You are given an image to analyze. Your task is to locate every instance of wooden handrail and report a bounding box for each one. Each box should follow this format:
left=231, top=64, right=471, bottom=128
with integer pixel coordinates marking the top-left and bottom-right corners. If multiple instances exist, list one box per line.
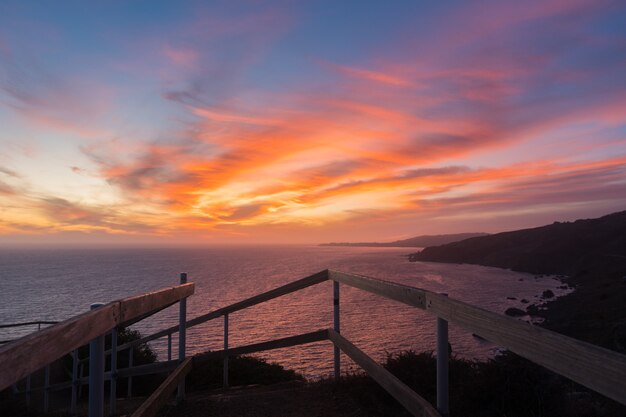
left=117, top=270, right=329, bottom=352
left=328, top=270, right=626, bottom=405
left=0, top=282, right=194, bottom=391
left=117, top=268, right=626, bottom=405
left=194, top=329, right=329, bottom=361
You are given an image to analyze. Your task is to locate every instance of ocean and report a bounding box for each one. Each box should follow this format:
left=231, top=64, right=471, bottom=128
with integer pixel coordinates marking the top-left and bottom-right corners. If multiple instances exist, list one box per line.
left=0, top=245, right=569, bottom=379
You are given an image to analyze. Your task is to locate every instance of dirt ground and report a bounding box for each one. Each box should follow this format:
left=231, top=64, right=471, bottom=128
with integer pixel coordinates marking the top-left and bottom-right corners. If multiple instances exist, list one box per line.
left=157, top=381, right=370, bottom=417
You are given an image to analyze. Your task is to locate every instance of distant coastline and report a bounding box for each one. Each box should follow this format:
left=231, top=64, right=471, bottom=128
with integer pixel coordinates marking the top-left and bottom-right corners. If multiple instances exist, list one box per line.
left=409, top=210, right=626, bottom=353
left=320, top=232, right=488, bottom=248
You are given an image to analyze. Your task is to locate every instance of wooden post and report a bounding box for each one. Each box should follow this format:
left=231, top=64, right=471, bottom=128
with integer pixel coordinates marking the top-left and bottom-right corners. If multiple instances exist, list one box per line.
left=43, top=365, right=50, bottom=412
left=127, top=347, right=133, bottom=398
left=71, top=350, right=78, bottom=412
left=110, top=328, right=118, bottom=416
left=333, top=281, right=340, bottom=381
left=223, top=314, right=229, bottom=388
left=177, top=273, right=187, bottom=403
left=89, top=303, right=105, bottom=417
left=436, top=294, right=449, bottom=417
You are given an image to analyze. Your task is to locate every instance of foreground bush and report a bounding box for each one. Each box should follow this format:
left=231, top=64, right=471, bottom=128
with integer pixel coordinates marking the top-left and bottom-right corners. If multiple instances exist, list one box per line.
left=335, top=350, right=626, bottom=417
left=188, top=355, right=303, bottom=390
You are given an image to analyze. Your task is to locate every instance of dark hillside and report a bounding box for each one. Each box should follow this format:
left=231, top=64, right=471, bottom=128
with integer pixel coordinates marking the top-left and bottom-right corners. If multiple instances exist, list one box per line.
left=410, top=211, right=626, bottom=275
left=321, top=232, right=488, bottom=248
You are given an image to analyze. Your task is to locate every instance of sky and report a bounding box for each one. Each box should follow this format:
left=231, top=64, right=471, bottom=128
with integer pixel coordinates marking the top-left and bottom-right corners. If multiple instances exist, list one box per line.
left=0, top=0, right=625, bottom=245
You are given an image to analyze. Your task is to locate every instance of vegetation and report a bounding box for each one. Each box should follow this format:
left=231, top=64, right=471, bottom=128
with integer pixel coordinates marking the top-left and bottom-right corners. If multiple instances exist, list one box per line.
left=187, top=354, right=303, bottom=390
left=332, top=350, right=626, bottom=417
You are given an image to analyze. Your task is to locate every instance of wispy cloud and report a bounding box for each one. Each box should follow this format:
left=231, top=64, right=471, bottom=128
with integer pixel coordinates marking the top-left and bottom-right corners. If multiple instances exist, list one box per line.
left=1, top=0, right=625, bottom=241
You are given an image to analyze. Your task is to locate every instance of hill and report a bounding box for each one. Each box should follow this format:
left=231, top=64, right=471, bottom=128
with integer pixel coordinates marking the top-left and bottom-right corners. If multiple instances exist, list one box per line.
left=409, top=211, right=626, bottom=275
left=320, top=232, right=488, bottom=248
left=410, top=210, right=626, bottom=352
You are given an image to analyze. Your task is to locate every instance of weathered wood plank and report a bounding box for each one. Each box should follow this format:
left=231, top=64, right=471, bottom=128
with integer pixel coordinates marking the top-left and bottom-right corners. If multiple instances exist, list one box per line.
left=329, top=270, right=426, bottom=309
left=119, top=270, right=329, bottom=352
left=119, top=283, right=194, bottom=325
left=220, top=269, right=329, bottom=314
left=0, top=283, right=194, bottom=391
left=328, top=329, right=440, bottom=417
left=131, top=358, right=193, bottom=417
left=330, top=270, right=626, bottom=406
left=423, top=292, right=626, bottom=405
left=194, top=329, right=329, bottom=361
left=0, top=303, right=120, bottom=392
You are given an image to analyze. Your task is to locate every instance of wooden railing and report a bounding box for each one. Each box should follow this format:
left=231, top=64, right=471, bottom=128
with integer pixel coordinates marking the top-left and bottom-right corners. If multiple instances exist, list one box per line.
left=112, top=268, right=626, bottom=417
left=3, top=269, right=626, bottom=417
left=0, top=275, right=194, bottom=417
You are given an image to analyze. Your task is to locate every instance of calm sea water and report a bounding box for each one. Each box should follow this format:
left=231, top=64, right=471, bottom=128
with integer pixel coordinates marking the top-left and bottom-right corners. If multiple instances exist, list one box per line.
left=0, top=246, right=569, bottom=378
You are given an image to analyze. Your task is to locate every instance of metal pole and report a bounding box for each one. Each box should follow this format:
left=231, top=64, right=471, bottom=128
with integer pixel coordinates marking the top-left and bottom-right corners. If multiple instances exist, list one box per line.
left=78, top=362, right=84, bottom=400
left=167, top=333, right=172, bottom=361
left=71, top=350, right=78, bottom=412
left=436, top=293, right=449, bottom=417
left=333, top=281, right=340, bottom=381
left=177, top=273, right=187, bottom=403
left=223, top=314, right=229, bottom=388
left=89, top=302, right=105, bottom=417
left=25, top=374, right=31, bottom=408
left=127, top=347, right=133, bottom=398
left=43, top=365, right=50, bottom=412
left=109, top=328, right=118, bottom=416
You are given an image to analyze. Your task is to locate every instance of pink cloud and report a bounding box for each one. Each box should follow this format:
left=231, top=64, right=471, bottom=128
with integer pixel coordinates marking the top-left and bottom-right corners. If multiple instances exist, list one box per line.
left=162, top=45, right=198, bottom=68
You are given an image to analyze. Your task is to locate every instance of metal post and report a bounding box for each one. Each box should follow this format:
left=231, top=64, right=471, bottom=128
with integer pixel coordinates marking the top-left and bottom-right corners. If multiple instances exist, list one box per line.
left=109, top=328, right=118, bottom=416
left=223, top=314, right=229, bottom=388
left=25, top=374, right=31, bottom=408
left=436, top=293, right=449, bottom=417
left=127, top=347, right=133, bottom=398
left=38, top=322, right=41, bottom=331
left=71, top=350, right=78, bottom=412
left=333, top=281, right=340, bottom=381
left=78, top=362, right=84, bottom=400
left=167, top=333, right=172, bottom=361
left=177, top=273, right=187, bottom=403
left=89, top=303, right=105, bottom=417
left=43, top=365, right=50, bottom=412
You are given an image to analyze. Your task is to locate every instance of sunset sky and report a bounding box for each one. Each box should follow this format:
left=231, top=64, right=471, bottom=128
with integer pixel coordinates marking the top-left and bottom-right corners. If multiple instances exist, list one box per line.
left=1, top=0, right=625, bottom=245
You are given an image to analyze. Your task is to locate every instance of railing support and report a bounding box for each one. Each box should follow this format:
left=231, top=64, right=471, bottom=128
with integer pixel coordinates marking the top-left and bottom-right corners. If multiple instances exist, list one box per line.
left=71, top=350, right=78, bottom=412
left=43, top=364, right=50, bottom=412
left=25, top=374, right=31, bottom=408
left=167, top=333, right=172, bottom=361
left=333, top=280, right=340, bottom=381
left=436, top=294, right=449, bottom=417
left=127, top=347, right=133, bottom=398
left=177, top=273, right=187, bottom=403
left=89, top=303, right=105, bottom=417
left=110, top=328, right=118, bottom=416
left=223, top=313, right=229, bottom=388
